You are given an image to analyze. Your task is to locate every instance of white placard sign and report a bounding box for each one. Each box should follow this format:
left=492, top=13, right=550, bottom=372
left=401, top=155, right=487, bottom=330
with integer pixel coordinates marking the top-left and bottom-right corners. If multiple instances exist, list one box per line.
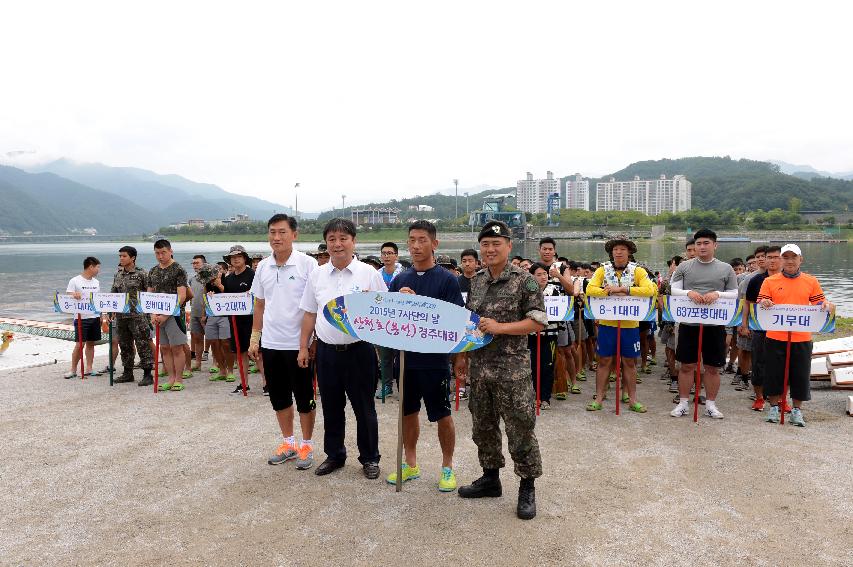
left=91, top=292, right=130, bottom=314
left=661, top=296, right=742, bottom=327
left=583, top=296, right=656, bottom=322
left=749, top=303, right=835, bottom=333
left=544, top=296, right=575, bottom=322
left=136, top=292, right=180, bottom=316
left=53, top=293, right=98, bottom=316
left=204, top=292, right=254, bottom=316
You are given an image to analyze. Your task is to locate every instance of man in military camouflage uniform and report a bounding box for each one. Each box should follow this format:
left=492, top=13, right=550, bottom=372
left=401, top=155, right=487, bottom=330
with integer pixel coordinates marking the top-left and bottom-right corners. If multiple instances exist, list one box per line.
left=111, top=245, right=154, bottom=385
left=454, top=220, right=547, bottom=520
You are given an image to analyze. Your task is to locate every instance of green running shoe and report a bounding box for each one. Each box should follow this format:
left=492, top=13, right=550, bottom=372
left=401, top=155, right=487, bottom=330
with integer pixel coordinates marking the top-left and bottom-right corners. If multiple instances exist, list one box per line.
left=438, top=467, right=457, bottom=492
left=386, top=463, right=420, bottom=485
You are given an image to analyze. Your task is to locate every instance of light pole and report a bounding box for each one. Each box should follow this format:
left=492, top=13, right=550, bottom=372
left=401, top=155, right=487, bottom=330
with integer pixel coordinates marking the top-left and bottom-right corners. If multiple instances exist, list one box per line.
left=342, top=195, right=346, bottom=220
left=294, top=182, right=300, bottom=219
left=453, top=179, right=459, bottom=222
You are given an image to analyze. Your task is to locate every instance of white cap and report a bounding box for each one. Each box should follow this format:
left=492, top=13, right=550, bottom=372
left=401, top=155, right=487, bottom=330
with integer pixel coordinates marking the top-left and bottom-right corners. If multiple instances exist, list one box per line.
left=780, top=243, right=802, bottom=256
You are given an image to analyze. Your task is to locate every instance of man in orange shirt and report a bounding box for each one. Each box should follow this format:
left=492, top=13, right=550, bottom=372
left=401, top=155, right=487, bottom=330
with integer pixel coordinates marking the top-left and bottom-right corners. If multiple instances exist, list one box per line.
left=756, top=244, right=834, bottom=426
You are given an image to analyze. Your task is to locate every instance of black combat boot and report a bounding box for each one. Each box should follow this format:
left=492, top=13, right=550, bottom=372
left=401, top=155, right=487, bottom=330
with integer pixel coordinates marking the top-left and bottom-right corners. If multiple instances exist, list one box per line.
left=458, top=468, right=501, bottom=498
left=517, top=478, right=536, bottom=520
left=138, top=369, right=154, bottom=387
left=114, top=371, right=135, bottom=383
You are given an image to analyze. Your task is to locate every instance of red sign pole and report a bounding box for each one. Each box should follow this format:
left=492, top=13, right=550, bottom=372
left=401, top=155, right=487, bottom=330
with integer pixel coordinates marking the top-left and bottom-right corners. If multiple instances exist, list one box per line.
left=694, top=324, right=704, bottom=423
left=780, top=331, right=792, bottom=425
left=615, top=321, right=622, bottom=416
left=232, top=315, right=247, bottom=397
left=77, top=314, right=85, bottom=379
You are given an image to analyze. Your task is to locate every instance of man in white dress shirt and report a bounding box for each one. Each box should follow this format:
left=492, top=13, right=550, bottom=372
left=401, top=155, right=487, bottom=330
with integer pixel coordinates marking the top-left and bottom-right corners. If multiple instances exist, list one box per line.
left=298, top=218, right=388, bottom=479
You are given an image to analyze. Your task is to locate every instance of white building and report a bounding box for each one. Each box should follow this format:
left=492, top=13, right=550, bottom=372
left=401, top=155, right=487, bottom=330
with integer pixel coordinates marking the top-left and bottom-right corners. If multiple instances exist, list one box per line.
left=595, top=174, right=691, bottom=215
left=407, top=204, right=435, bottom=212
left=563, top=173, right=590, bottom=211
left=516, top=171, right=561, bottom=214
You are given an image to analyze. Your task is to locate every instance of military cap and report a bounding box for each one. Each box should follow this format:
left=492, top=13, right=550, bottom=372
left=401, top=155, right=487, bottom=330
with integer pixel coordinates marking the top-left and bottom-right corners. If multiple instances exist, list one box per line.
left=478, top=220, right=512, bottom=241
left=436, top=254, right=456, bottom=267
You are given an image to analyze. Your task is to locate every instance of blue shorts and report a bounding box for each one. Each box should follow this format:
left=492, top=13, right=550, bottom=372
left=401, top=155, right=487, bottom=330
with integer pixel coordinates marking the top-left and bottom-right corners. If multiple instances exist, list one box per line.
left=596, top=325, right=641, bottom=359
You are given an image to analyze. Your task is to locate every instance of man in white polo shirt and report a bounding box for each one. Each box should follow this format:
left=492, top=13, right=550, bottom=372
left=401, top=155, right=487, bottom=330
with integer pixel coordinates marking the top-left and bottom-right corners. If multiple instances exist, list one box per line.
left=249, top=214, right=319, bottom=470
left=298, top=218, right=388, bottom=479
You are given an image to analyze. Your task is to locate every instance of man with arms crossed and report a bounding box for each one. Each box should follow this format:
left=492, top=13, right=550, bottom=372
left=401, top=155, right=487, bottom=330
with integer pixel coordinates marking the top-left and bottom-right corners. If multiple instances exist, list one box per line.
left=249, top=214, right=318, bottom=469
left=298, top=218, right=387, bottom=479
left=385, top=220, right=463, bottom=492
left=670, top=229, right=738, bottom=419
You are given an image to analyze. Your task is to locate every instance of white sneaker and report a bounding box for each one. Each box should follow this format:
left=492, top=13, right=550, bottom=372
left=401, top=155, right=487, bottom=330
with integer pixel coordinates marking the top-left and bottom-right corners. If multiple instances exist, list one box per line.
left=670, top=401, right=689, bottom=417
left=705, top=404, right=724, bottom=419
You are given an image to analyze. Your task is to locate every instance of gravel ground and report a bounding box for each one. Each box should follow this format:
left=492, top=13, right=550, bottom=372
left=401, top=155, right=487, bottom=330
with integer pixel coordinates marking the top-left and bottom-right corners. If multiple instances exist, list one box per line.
left=1, top=357, right=852, bottom=567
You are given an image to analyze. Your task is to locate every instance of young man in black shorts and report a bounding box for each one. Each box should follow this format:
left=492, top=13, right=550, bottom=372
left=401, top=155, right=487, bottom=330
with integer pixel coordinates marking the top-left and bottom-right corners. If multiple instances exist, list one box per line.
left=670, top=229, right=738, bottom=419
left=64, top=256, right=103, bottom=378
left=249, top=215, right=318, bottom=469
left=386, top=220, right=464, bottom=492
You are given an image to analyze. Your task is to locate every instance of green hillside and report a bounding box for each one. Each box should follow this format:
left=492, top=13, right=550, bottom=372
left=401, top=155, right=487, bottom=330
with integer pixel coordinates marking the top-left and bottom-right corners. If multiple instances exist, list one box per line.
left=0, top=166, right=156, bottom=234
left=588, top=156, right=853, bottom=212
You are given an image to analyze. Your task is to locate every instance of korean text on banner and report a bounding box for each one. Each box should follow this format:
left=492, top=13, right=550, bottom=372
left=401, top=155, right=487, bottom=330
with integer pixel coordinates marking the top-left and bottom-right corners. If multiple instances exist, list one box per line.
left=661, top=296, right=742, bottom=327
left=136, top=292, right=180, bottom=316
left=749, top=303, right=835, bottom=333
left=584, top=296, right=657, bottom=322
left=322, top=291, right=492, bottom=354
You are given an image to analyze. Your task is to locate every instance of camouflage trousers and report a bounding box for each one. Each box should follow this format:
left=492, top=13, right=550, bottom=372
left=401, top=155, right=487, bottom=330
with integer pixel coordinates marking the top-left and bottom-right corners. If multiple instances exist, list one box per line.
left=468, top=355, right=542, bottom=479
left=117, top=316, right=153, bottom=371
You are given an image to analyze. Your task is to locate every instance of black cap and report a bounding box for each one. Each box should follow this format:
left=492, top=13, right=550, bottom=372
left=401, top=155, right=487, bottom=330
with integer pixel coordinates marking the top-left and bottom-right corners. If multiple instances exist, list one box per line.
left=478, top=221, right=512, bottom=241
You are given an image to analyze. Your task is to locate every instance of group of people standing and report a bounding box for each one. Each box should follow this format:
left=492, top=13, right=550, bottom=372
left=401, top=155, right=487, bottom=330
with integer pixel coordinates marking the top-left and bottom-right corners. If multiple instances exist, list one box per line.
left=61, top=216, right=834, bottom=522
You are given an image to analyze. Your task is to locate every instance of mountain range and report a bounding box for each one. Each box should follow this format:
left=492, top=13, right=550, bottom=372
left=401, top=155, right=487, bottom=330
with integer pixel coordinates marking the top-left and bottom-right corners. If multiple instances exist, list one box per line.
left=2, top=155, right=852, bottom=236
left=0, top=160, right=293, bottom=235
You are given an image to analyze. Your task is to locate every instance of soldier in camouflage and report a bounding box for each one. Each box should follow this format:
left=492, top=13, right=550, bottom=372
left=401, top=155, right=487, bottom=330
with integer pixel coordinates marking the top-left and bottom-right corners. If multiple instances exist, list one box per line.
left=111, top=245, right=154, bottom=385
left=454, top=220, right=547, bottom=520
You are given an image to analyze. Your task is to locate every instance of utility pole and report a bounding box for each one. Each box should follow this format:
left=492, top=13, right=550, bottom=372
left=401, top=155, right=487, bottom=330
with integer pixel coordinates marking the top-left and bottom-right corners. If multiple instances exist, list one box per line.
left=453, top=179, right=459, bottom=222
left=294, top=182, right=299, bottom=219
left=342, top=195, right=346, bottom=220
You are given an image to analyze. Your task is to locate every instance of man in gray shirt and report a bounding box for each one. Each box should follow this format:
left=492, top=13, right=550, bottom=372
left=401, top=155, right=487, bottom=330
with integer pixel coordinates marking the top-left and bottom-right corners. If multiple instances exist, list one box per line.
left=669, top=229, right=738, bottom=419
left=189, top=255, right=207, bottom=371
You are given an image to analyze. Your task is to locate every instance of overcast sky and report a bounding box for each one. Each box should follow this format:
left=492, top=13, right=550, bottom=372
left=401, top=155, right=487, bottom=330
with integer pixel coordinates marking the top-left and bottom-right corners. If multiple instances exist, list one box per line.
left=1, top=1, right=851, bottom=212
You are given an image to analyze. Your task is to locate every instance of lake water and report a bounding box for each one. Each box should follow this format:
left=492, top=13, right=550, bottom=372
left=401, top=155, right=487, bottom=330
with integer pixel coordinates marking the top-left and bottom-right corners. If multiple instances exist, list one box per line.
left=2, top=239, right=852, bottom=321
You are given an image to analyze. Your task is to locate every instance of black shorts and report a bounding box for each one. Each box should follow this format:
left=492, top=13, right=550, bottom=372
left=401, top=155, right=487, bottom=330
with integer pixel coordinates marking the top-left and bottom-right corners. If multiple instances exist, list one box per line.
left=764, top=339, right=813, bottom=402
left=399, top=367, right=452, bottom=422
left=675, top=324, right=726, bottom=368
left=750, top=331, right=766, bottom=387
left=74, top=318, right=102, bottom=342
left=229, top=316, right=252, bottom=354
left=260, top=348, right=316, bottom=413
left=583, top=317, right=595, bottom=338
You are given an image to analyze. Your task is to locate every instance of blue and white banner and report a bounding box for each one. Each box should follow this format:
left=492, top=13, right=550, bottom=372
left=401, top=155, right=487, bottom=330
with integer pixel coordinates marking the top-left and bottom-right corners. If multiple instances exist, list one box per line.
left=749, top=303, right=835, bottom=333
left=661, top=296, right=742, bottom=326
left=584, top=296, right=657, bottom=322
left=322, top=292, right=492, bottom=353
left=136, top=292, right=181, bottom=316
left=544, top=296, right=575, bottom=322
left=91, top=292, right=131, bottom=314
left=53, top=293, right=98, bottom=316
left=204, top=292, right=254, bottom=316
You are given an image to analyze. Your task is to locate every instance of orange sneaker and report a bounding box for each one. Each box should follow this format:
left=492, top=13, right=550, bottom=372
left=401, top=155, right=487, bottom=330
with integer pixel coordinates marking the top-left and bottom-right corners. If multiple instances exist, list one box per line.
left=780, top=400, right=792, bottom=413
left=268, top=440, right=297, bottom=465
left=751, top=398, right=765, bottom=412
left=295, top=443, right=314, bottom=470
